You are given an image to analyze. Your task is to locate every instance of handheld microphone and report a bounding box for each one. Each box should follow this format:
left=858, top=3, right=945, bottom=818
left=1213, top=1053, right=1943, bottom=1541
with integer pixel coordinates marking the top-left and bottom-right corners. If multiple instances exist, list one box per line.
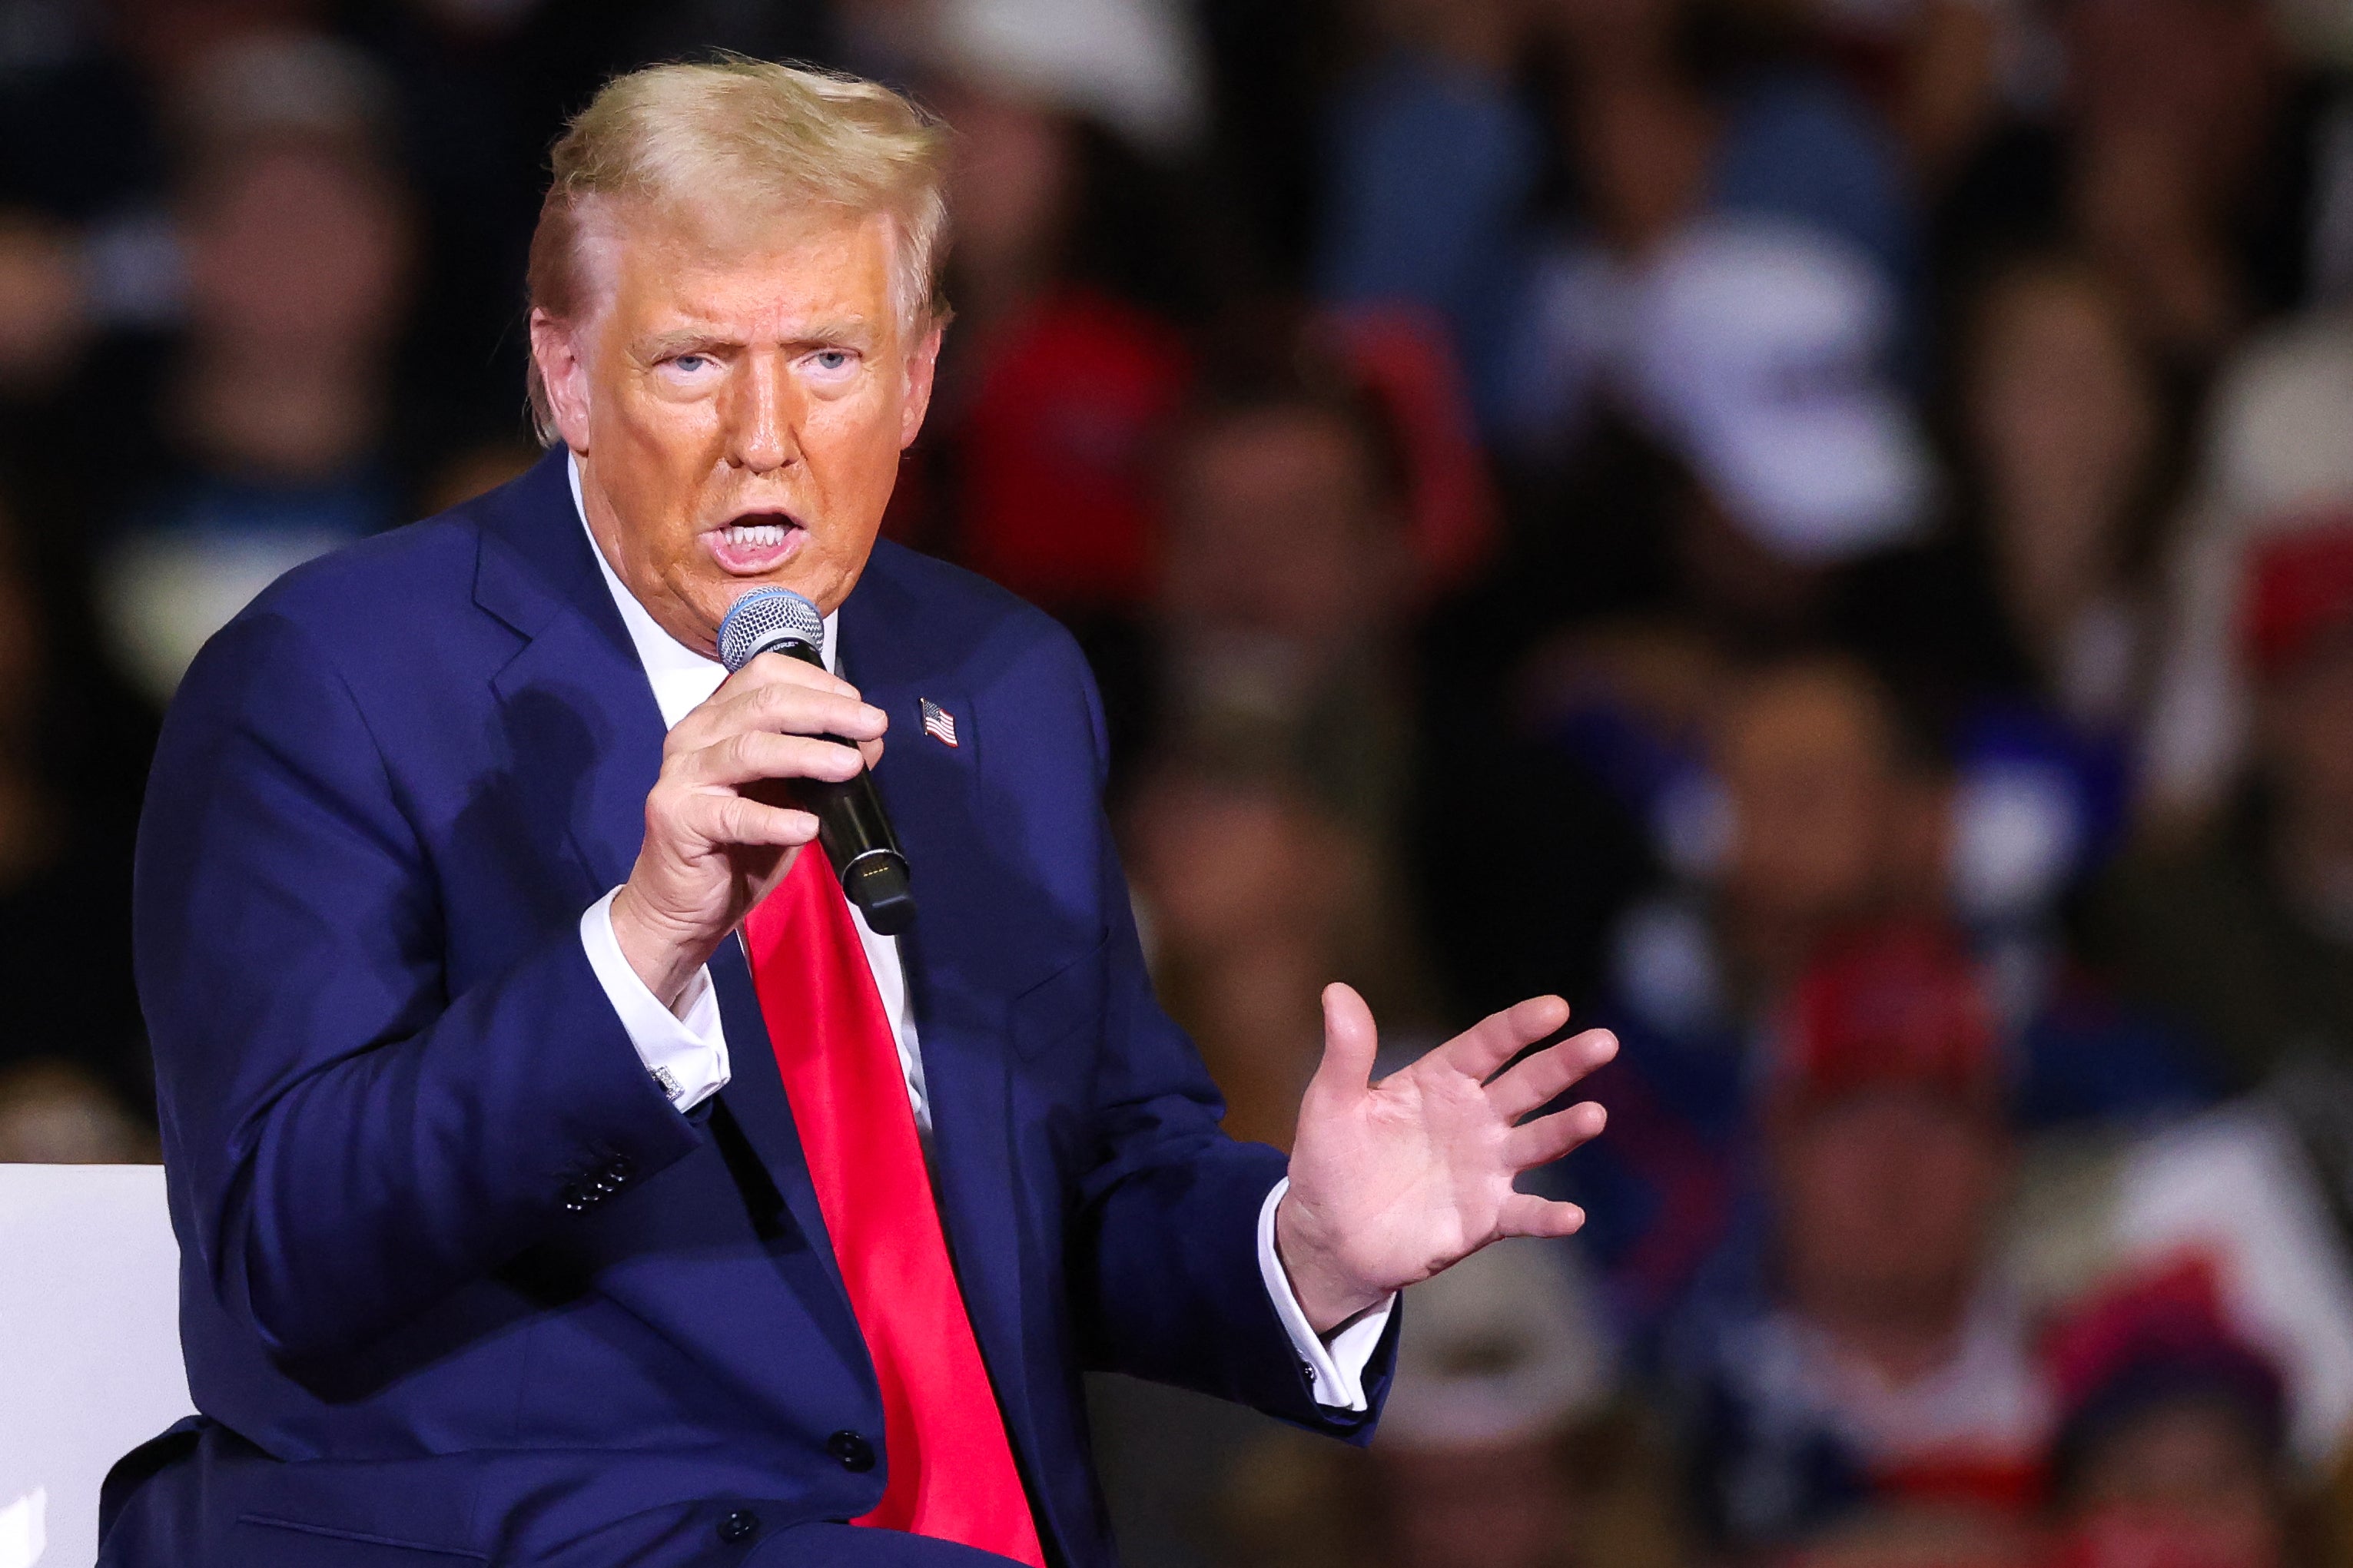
left=718, top=588, right=918, bottom=936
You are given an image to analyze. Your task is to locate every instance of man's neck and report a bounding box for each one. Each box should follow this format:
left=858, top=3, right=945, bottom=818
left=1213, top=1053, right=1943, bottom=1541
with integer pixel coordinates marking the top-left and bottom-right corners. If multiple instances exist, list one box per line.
left=1793, top=1285, right=1974, bottom=1388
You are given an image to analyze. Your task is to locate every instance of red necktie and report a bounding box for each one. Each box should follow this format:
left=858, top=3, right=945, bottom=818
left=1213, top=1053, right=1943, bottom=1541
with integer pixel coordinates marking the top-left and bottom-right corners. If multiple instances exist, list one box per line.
left=742, top=846, right=1046, bottom=1566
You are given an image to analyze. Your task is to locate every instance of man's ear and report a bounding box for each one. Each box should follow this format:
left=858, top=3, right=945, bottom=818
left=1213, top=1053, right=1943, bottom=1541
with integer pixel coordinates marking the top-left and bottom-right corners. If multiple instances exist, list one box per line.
left=529, top=308, right=593, bottom=451
left=898, top=320, right=945, bottom=451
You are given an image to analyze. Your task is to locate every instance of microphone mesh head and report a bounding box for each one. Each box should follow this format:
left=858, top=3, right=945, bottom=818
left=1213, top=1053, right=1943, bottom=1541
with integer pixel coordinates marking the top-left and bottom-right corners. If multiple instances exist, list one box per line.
left=718, top=587, right=825, bottom=674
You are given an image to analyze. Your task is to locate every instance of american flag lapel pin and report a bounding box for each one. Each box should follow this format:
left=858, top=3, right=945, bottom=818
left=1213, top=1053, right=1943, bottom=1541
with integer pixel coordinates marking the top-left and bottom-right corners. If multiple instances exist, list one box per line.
left=920, top=698, right=959, bottom=748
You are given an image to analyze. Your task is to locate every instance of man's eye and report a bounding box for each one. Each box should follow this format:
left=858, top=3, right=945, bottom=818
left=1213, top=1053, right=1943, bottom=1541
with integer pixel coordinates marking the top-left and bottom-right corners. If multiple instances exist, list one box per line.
left=673, top=354, right=712, bottom=373
left=811, top=350, right=853, bottom=373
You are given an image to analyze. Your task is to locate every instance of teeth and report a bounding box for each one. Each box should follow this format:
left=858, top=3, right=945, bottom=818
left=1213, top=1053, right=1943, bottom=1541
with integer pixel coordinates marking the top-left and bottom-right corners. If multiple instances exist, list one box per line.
left=725, top=522, right=787, bottom=549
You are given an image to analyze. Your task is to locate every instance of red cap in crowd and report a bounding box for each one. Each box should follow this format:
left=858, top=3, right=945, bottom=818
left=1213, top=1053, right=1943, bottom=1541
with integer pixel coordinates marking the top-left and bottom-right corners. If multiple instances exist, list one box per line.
left=1771, top=921, right=2004, bottom=1112
left=2043, top=1252, right=2285, bottom=1458
left=2239, top=517, right=2353, bottom=681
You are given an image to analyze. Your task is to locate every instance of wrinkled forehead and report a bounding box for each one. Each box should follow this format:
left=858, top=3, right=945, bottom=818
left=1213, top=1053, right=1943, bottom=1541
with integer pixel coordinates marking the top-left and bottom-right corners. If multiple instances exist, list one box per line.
left=566, top=194, right=904, bottom=333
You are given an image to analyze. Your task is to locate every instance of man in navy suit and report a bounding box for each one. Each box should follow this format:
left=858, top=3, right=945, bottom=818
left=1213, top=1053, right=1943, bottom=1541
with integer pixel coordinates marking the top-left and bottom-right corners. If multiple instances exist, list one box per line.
left=101, top=59, right=1616, bottom=1567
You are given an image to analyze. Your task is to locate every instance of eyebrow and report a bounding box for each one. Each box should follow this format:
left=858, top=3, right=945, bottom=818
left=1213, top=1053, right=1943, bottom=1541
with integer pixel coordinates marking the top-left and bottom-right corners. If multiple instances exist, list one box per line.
left=635, top=319, right=878, bottom=362
left=637, top=328, right=732, bottom=360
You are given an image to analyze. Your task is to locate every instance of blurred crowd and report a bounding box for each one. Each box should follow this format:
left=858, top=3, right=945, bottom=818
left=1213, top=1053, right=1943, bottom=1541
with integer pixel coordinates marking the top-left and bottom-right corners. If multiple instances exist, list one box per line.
left=5, top=0, right=2353, bottom=1564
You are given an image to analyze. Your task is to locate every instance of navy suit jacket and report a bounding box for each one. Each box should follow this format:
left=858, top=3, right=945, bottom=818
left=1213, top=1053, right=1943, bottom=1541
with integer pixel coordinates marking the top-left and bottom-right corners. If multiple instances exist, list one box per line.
left=102, top=449, right=1396, bottom=1568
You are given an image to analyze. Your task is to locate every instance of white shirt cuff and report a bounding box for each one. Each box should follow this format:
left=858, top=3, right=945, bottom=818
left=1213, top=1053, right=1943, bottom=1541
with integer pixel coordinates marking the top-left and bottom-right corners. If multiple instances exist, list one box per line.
left=580, top=887, right=731, bottom=1111
left=1256, top=1178, right=1396, bottom=1412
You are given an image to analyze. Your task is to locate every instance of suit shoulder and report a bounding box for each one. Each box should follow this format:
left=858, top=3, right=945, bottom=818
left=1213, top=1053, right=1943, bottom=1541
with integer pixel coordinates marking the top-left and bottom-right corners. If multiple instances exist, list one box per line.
left=180, top=500, right=512, bottom=721
left=863, top=539, right=1090, bottom=681
left=237, top=509, right=486, bottom=639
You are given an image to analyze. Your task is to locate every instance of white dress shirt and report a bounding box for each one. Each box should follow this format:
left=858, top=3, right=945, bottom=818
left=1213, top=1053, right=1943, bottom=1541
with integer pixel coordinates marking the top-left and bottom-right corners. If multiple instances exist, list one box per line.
left=566, top=456, right=1390, bottom=1407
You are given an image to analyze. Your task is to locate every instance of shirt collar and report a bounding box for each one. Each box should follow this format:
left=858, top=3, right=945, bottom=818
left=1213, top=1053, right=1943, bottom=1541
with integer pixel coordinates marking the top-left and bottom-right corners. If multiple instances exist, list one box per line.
left=567, top=451, right=839, bottom=731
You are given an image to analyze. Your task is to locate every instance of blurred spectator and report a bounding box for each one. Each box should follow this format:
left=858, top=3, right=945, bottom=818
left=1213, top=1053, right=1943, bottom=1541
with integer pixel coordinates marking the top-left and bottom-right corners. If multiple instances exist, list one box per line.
left=1188, top=1238, right=1644, bottom=1568
left=1368, top=1240, right=1617, bottom=1568
left=1449, top=217, right=1935, bottom=724
left=926, top=0, right=1206, bottom=157
left=1608, top=651, right=1936, bottom=1029
left=1312, top=0, right=1538, bottom=433
left=94, top=32, right=415, bottom=705
left=1622, top=220, right=1933, bottom=641
left=0, top=1059, right=155, bottom=1163
left=1954, top=254, right=2172, bottom=741
left=1938, top=0, right=2353, bottom=371
left=1314, top=307, right=1501, bottom=613
left=0, top=501, right=149, bottom=1119
left=2140, top=312, right=2353, bottom=826
left=1800, top=0, right=2036, bottom=191
left=915, top=87, right=1191, bottom=614
left=908, top=0, right=1216, bottom=626
left=1545, top=654, right=1940, bottom=1338
left=1415, top=219, right=1942, bottom=1027
left=1555, top=643, right=2206, bottom=1337
left=0, top=210, right=100, bottom=393
left=2043, top=1258, right=2297, bottom=1568
left=1701, top=656, right=1938, bottom=983
left=1122, top=757, right=1426, bottom=1149
left=1912, top=252, right=2173, bottom=940
left=1320, top=0, right=1915, bottom=436
left=1671, top=922, right=2049, bottom=1555
left=1153, top=352, right=1420, bottom=830
left=2095, top=518, right=2353, bottom=1094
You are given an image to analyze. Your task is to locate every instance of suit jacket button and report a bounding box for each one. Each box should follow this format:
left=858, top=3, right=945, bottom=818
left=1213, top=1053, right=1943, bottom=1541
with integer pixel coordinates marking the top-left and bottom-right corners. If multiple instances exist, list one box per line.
left=718, top=1509, right=760, bottom=1543
left=828, top=1430, right=876, bottom=1472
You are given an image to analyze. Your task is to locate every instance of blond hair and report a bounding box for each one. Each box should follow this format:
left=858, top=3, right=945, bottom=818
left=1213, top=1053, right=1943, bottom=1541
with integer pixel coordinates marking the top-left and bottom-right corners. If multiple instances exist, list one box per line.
left=524, top=57, right=950, bottom=443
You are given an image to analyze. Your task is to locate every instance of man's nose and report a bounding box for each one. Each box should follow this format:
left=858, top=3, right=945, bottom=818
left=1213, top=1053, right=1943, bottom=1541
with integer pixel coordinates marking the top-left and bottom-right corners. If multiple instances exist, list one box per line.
left=727, top=352, right=800, bottom=473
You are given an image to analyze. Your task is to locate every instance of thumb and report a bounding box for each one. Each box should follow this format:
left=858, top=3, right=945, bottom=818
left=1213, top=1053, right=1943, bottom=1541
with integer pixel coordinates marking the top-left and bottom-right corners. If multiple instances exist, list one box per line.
left=1309, top=982, right=1379, bottom=1106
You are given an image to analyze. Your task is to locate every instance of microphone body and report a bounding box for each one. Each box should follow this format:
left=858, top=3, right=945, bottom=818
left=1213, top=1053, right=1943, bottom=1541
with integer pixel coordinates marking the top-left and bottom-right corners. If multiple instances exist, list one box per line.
left=717, top=588, right=918, bottom=936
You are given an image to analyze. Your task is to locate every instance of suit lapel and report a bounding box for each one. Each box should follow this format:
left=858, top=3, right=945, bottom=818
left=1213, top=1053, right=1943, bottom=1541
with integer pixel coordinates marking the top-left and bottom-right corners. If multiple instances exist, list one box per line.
left=837, top=559, right=1040, bottom=1439
left=472, top=450, right=665, bottom=903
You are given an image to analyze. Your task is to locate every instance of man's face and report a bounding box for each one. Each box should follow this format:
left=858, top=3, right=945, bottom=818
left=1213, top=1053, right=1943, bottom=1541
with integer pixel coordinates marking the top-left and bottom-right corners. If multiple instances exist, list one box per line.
left=1717, top=666, right=1903, bottom=924
left=1160, top=407, right=1395, bottom=658
left=533, top=206, right=941, bottom=651
left=2266, top=635, right=2353, bottom=830
left=1774, top=1089, right=2008, bottom=1331
left=188, top=144, right=410, bottom=355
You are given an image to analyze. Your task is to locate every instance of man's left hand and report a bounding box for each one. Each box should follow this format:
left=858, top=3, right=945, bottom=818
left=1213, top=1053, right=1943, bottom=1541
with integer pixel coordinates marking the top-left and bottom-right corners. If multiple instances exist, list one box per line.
left=1274, top=984, right=1615, bottom=1333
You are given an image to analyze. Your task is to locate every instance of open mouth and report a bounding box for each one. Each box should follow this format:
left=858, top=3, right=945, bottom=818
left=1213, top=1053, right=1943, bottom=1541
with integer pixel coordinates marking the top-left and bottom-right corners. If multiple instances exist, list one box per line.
left=704, top=511, right=805, bottom=575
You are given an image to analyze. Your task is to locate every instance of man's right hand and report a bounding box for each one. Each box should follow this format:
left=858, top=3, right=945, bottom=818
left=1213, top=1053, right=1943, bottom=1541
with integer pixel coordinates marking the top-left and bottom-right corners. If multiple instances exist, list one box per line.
left=609, top=652, right=888, bottom=1010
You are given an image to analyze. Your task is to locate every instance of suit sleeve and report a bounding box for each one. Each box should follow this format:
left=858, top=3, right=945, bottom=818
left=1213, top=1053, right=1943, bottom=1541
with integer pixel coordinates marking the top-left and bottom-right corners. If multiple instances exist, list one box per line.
left=1054, top=639, right=1399, bottom=1440
left=138, top=609, right=703, bottom=1367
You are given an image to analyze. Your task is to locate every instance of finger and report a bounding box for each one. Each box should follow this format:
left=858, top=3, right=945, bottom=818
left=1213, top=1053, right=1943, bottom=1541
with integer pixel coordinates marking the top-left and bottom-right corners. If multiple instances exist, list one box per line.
left=669, top=656, right=864, bottom=748
left=731, top=679, right=888, bottom=743
left=676, top=731, right=868, bottom=790
left=1432, top=994, right=1572, bottom=1083
left=1497, top=1192, right=1588, bottom=1239
left=680, top=791, right=821, bottom=850
left=1487, top=1029, right=1618, bottom=1122
left=678, top=670, right=885, bottom=751
left=722, top=651, right=863, bottom=704
left=1502, top=1099, right=1607, bottom=1170
left=1306, top=982, right=1379, bottom=1106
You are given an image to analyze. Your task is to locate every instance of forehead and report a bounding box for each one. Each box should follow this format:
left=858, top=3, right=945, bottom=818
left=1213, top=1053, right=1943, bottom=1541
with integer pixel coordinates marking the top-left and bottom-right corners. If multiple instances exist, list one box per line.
left=584, top=201, right=899, bottom=337
left=1181, top=406, right=1375, bottom=497
left=1723, top=671, right=1890, bottom=767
